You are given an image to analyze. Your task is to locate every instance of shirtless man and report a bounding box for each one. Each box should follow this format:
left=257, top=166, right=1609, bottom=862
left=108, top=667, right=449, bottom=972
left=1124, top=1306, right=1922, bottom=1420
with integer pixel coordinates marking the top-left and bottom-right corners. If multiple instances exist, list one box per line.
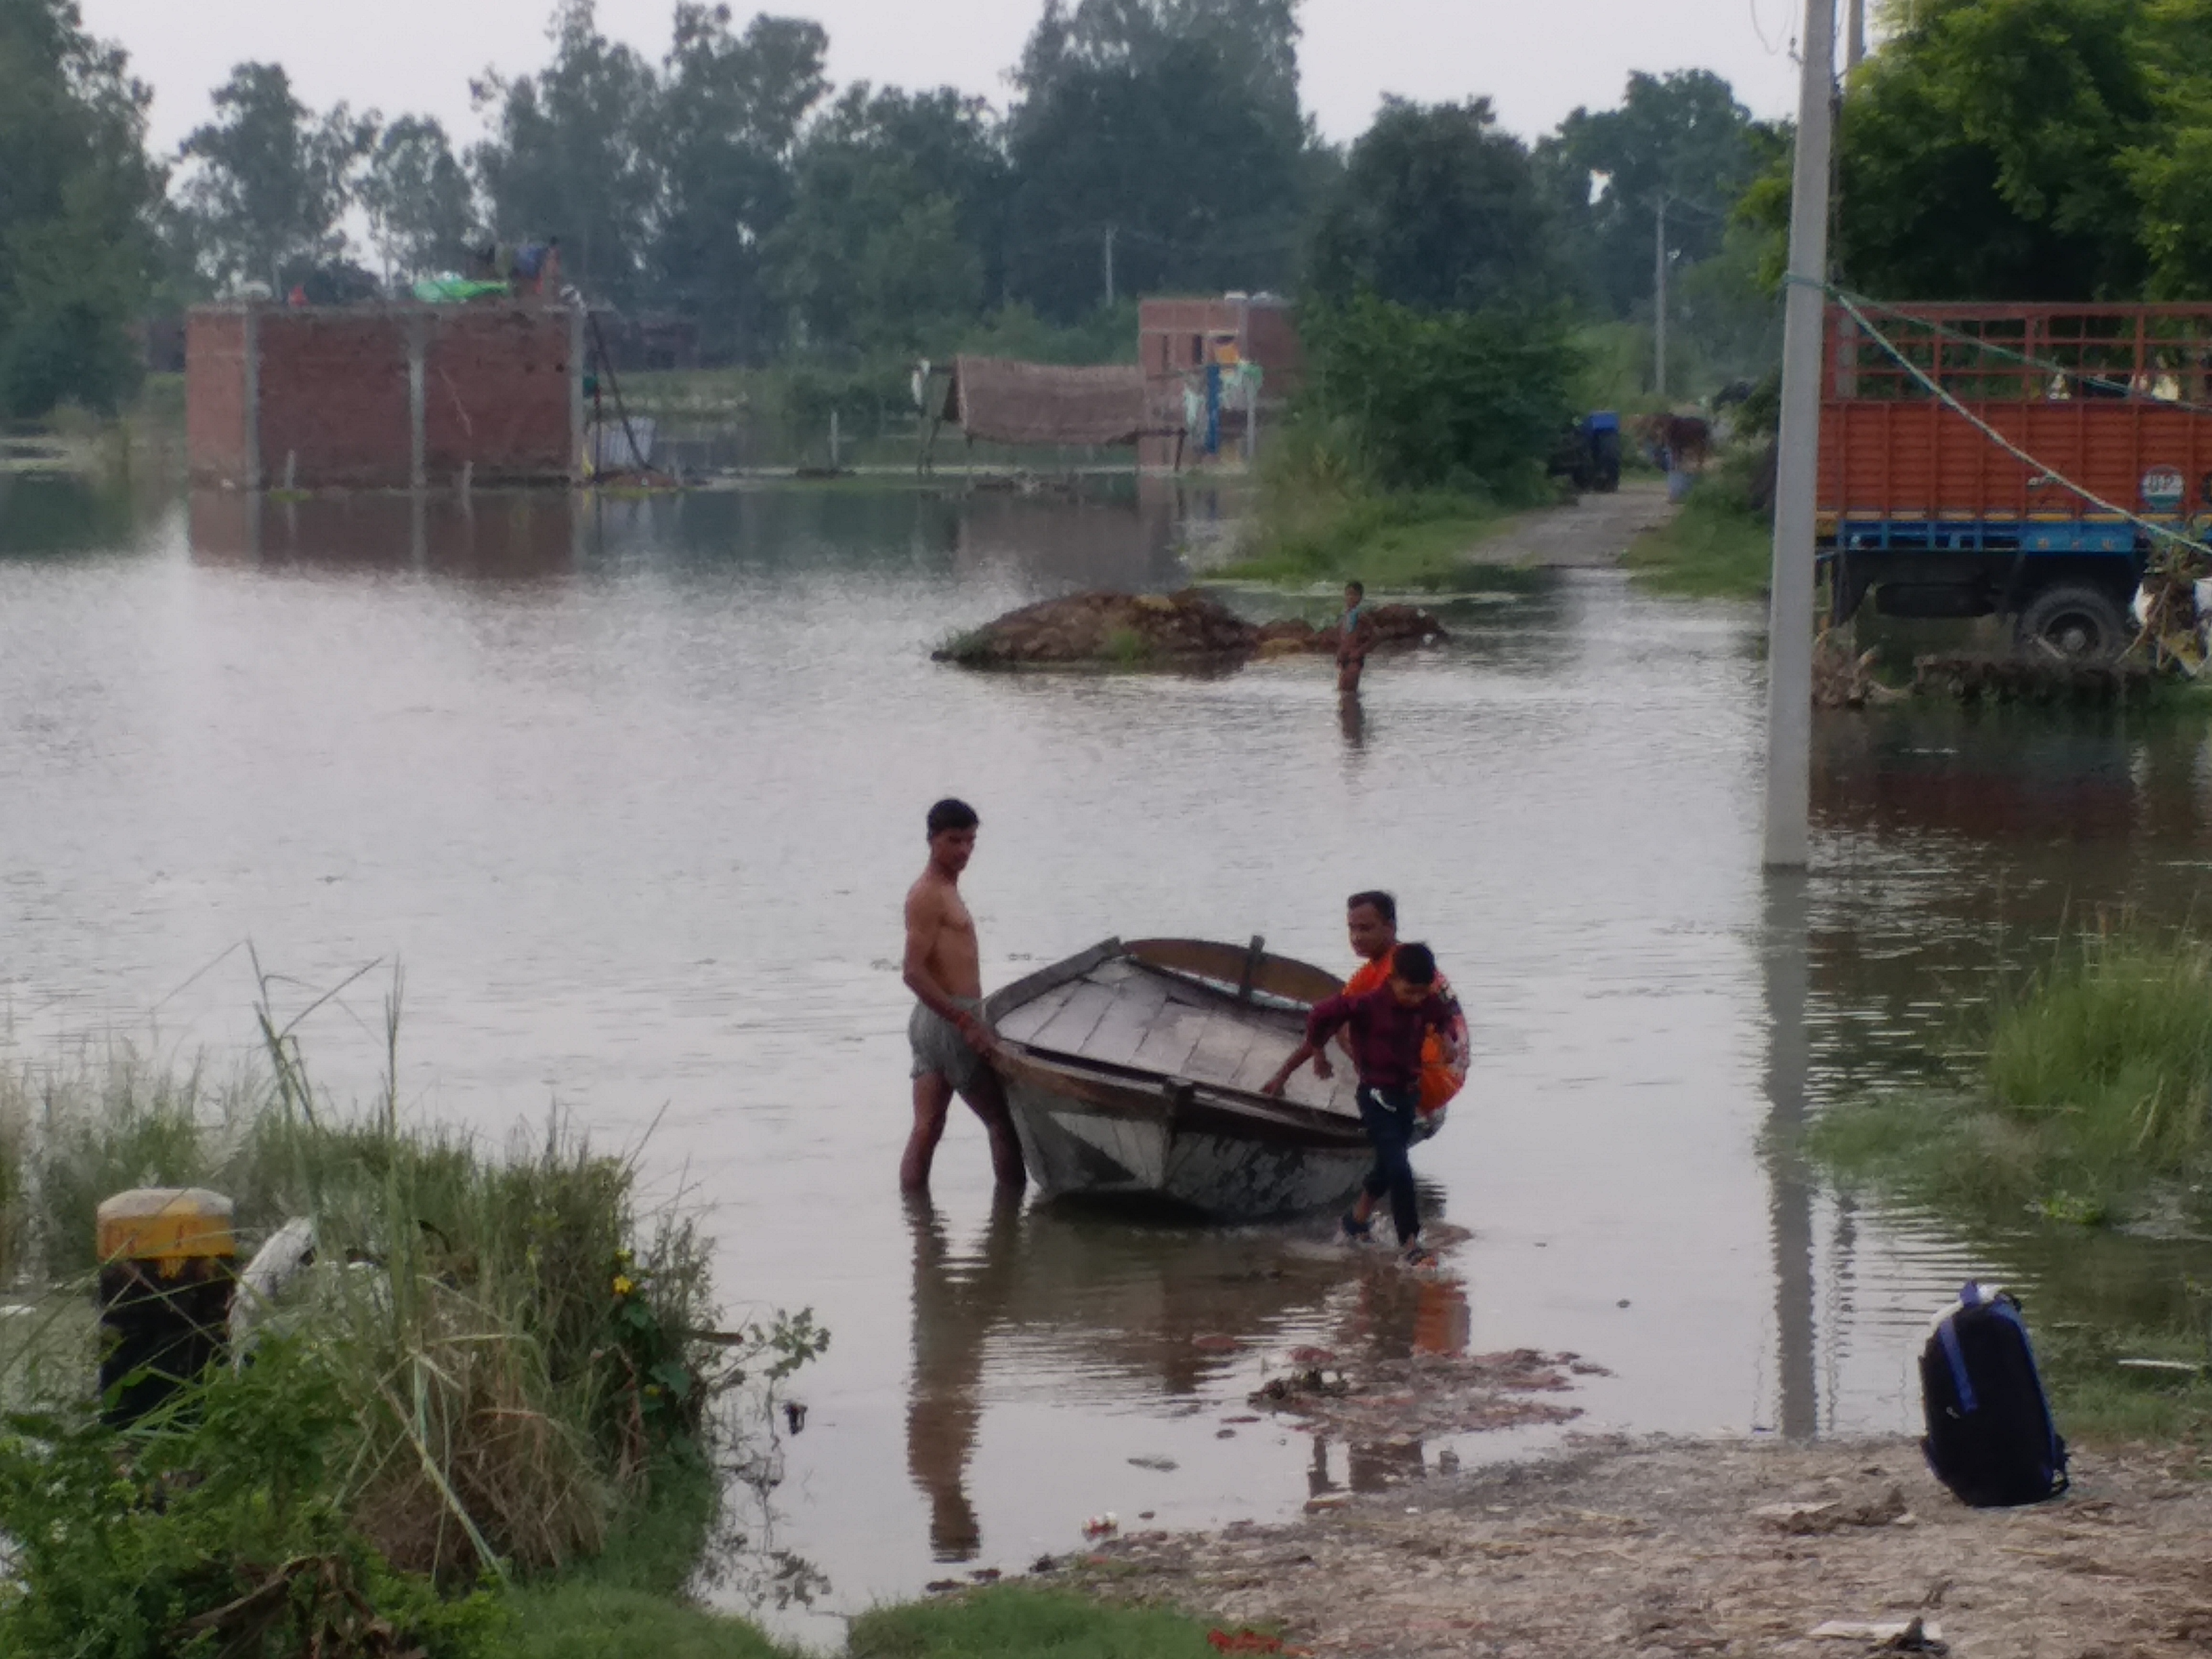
left=902, top=798, right=1027, bottom=1193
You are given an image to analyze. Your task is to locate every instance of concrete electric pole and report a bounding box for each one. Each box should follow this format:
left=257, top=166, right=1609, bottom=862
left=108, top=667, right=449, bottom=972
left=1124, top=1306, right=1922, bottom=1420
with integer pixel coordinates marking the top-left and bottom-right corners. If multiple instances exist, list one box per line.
left=1845, top=0, right=1867, bottom=70
left=1761, top=0, right=1838, bottom=871
left=1104, top=226, right=1117, bottom=311
left=1654, top=196, right=1670, bottom=401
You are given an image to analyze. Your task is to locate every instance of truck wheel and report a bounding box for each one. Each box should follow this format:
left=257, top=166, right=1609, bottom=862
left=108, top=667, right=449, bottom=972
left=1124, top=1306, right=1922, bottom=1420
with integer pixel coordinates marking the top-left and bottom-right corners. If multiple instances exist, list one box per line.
left=2015, top=584, right=2130, bottom=664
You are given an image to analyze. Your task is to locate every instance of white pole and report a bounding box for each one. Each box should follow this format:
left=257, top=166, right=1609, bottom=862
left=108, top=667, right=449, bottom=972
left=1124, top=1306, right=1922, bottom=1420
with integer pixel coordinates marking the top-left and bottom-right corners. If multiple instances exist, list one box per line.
left=1762, top=0, right=1837, bottom=872
left=1654, top=195, right=1669, bottom=402
left=1846, top=0, right=1866, bottom=69
left=1104, top=226, right=1117, bottom=311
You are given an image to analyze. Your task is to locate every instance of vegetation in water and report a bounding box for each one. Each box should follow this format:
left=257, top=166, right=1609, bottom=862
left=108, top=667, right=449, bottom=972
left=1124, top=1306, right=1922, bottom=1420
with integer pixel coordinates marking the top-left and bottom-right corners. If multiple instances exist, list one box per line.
left=1805, top=926, right=2212, bottom=1447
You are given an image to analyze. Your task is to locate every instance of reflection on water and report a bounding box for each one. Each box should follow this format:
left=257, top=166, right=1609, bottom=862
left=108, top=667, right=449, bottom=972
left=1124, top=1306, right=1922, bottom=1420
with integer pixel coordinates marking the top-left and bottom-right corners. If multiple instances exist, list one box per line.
left=6, top=472, right=2212, bottom=1636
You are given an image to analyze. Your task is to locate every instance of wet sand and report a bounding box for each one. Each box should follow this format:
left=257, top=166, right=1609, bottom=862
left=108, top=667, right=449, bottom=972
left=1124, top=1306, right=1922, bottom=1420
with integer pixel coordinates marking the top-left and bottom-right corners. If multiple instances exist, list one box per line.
left=1465, top=476, right=1675, bottom=569
left=1072, top=1434, right=2212, bottom=1657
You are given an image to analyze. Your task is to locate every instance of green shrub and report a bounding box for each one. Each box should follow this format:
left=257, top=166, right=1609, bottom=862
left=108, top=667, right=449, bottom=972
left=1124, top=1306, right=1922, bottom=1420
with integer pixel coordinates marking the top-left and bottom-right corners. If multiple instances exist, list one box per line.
left=0, top=1337, right=510, bottom=1659
left=1298, top=293, right=1579, bottom=495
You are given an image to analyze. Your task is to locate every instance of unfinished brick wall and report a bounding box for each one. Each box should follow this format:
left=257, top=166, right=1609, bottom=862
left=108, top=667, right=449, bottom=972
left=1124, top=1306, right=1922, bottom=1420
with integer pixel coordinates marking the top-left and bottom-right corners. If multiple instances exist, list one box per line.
left=187, top=304, right=580, bottom=490
left=184, top=311, right=252, bottom=486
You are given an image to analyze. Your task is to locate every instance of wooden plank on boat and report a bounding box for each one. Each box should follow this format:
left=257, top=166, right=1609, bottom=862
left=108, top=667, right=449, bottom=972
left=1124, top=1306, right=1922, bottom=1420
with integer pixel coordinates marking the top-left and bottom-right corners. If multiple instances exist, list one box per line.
left=1073, top=972, right=1172, bottom=1068
left=983, top=938, right=1122, bottom=1024
left=1024, top=977, right=1119, bottom=1054
left=995, top=979, right=1081, bottom=1046
left=1178, top=1009, right=1267, bottom=1089
left=1228, top=1025, right=1303, bottom=1094
left=1130, top=1001, right=1213, bottom=1075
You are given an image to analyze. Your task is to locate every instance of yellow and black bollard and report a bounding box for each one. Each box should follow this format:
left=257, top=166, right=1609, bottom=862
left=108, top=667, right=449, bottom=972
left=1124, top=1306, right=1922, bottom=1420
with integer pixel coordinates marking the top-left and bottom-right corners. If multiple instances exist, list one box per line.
left=95, top=1188, right=237, bottom=1425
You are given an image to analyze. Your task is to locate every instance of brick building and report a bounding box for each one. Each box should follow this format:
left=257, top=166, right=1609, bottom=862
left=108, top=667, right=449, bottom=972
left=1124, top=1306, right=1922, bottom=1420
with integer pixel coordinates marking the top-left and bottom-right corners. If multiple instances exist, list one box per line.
left=1138, top=294, right=1303, bottom=470
left=187, top=303, right=583, bottom=491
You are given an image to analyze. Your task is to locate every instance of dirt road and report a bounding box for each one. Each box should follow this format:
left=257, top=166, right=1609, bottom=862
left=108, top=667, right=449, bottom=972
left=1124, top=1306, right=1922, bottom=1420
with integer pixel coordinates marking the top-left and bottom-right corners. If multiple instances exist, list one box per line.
left=1073, top=1435, right=2212, bottom=1657
left=1465, top=477, right=1675, bottom=570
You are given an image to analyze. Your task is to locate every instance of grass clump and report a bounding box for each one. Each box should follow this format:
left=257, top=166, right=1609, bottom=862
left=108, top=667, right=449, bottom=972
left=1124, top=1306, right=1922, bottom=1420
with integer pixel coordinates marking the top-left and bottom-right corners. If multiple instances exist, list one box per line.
left=1812, top=931, right=2212, bottom=1228
left=1623, top=448, right=1774, bottom=600
left=1219, top=415, right=1525, bottom=592
left=848, top=1586, right=1224, bottom=1659
left=0, top=1009, right=827, bottom=1655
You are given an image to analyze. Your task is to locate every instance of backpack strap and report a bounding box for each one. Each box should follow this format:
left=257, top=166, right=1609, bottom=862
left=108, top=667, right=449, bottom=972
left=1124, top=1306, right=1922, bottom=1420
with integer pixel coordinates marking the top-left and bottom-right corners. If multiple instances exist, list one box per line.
left=1936, top=1314, right=1978, bottom=1415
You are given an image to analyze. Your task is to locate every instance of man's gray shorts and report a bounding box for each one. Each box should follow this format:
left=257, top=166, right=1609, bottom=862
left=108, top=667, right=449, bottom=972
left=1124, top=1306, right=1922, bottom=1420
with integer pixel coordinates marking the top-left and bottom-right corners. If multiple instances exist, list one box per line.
left=910, top=997, right=991, bottom=1094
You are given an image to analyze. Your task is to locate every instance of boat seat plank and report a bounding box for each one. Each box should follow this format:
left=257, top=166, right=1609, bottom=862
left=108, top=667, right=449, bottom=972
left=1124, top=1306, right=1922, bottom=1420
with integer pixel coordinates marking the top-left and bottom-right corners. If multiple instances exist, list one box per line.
left=1070, top=972, right=1172, bottom=1068
left=1178, top=1010, right=1268, bottom=1089
left=1130, top=1001, right=1214, bottom=1076
left=1023, top=979, right=1120, bottom=1055
left=994, top=980, right=1081, bottom=1047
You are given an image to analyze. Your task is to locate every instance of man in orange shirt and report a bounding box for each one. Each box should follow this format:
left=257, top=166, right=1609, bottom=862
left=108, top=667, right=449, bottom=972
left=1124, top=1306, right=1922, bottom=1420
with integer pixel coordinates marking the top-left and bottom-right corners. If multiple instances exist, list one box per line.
left=1335, top=890, right=1467, bottom=1239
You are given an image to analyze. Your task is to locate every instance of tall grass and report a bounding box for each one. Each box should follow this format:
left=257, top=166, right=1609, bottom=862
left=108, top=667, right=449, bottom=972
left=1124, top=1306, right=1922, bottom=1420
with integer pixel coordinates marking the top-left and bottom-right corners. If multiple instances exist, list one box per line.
left=1811, top=929, right=2212, bottom=1226
left=0, top=1031, right=815, bottom=1586
left=1217, top=415, right=1524, bottom=591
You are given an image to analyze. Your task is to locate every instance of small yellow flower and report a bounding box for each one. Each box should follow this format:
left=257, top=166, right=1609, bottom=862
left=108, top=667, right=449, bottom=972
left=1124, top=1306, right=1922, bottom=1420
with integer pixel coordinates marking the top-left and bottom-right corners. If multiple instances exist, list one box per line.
left=612, top=1274, right=637, bottom=1297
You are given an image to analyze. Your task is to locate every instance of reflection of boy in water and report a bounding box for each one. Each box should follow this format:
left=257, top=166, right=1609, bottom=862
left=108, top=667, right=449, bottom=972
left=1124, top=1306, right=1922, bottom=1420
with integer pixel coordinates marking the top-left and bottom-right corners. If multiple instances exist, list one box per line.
left=904, top=1195, right=1022, bottom=1561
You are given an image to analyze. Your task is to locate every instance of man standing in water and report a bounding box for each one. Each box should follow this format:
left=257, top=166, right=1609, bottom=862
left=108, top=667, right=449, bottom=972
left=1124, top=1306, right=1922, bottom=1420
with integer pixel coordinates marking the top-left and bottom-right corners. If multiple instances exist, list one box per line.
left=1335, top=580, right=1371, bottom=694
left=902, top=798, right=1026, bottom=1193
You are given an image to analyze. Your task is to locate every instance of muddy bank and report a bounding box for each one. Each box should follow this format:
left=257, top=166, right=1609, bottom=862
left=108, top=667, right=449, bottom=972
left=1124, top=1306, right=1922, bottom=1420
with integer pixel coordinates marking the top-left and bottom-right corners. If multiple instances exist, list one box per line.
left=935, top=589, right=1447, bottom=669
left=1065, top=1435, right=2212, bottom=1657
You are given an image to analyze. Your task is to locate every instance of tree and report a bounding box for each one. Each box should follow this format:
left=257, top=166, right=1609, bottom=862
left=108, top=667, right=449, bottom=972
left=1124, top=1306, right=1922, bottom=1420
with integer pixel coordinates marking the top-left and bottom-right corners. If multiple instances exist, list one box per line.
left=1538, top=71, right=1766, bottom=321
left=1003, top=0, right=1312, bottom=320
left=647, top=4, right=829, bottom=358
left=0, top=0, right=162, bottom=415
left=1301, top=292, right=1578, bottom=493
left=472, top=0, right=658, bottom=308
left=769, top=84, right=1001, bottom=356
left=1307, top=98, right=1561, bottom=315
left=178, top=62, right=375, bottom=292
left=1824, top=0, right=2155, bottom=300
left=361, top=116, right=475, bottom=283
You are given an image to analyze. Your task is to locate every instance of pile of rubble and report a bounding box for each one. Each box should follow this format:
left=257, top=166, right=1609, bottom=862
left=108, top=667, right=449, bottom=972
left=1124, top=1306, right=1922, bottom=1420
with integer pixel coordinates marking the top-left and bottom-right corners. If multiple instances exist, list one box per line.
left=935, top=590, right=1447, bottom=669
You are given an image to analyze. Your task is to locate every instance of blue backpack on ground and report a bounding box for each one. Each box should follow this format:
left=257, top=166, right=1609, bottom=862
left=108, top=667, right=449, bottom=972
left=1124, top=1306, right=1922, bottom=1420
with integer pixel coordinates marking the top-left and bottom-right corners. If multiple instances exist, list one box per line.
left=1920, top=1282, right=2068, bottom=1507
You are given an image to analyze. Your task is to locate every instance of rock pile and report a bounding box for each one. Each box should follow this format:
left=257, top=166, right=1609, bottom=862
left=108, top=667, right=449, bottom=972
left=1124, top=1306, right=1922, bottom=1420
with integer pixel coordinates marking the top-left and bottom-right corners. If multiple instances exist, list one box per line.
left=936, top=590, right=1448, bottom=669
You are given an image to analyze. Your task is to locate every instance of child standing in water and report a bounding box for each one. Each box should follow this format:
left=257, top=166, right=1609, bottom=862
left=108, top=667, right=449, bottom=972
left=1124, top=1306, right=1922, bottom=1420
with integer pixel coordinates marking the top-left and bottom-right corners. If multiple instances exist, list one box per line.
left=1262, top=941, right=1461, bottom=1267
left=1335, top=579, right=1370, bottom=694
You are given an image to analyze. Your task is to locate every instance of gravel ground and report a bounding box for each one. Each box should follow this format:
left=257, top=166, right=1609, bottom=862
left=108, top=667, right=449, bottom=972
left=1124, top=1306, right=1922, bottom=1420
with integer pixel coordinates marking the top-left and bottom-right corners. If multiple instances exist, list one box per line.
left=1070, top=1434, right=2212, bottom=1658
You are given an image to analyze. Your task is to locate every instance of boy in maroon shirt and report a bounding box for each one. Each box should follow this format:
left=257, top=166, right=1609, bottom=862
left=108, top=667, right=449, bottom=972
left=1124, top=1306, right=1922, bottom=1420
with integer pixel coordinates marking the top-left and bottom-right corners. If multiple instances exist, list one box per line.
left=1262, top=941, right=1459, bottom=1267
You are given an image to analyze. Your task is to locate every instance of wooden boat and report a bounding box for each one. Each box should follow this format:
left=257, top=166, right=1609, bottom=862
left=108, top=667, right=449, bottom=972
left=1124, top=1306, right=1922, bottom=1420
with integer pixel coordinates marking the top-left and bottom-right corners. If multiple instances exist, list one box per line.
left=982, top=937, right=1368, bottom=1220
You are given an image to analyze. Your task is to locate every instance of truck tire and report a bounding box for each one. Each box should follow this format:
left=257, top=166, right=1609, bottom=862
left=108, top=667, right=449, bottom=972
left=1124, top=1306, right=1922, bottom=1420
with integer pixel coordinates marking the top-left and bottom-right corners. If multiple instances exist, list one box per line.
left=2015, top=583, right=2130, bottom=664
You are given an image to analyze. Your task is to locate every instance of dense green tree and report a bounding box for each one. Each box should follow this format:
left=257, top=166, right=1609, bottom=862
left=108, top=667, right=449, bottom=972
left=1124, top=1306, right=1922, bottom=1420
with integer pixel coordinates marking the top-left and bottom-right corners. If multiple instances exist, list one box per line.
left=471, top=0, right=658, bottom=307
left=648, top=5, right=828, bottom=358
left=1538, top=71, right=1766, bottom=321
left=1004, top=0, right=1312, bottom=320
left=1302, top=292, right=1578, bottom=491
left=177, top=62, right=375, bottom=292
left=1826, top=0, right=2156, bottom=299
left=361, top=116, right=476, bottom=283
left=0, top=0, right=161, bottom=415
left=1307, top=98, right=1560, bottom=315
left=769, top=85, right=1000, bottom=356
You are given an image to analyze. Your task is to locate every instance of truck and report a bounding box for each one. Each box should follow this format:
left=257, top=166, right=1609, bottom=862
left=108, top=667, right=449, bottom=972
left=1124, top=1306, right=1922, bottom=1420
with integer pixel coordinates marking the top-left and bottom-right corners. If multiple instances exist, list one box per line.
left=1818, top=301, right=2212, bottom=661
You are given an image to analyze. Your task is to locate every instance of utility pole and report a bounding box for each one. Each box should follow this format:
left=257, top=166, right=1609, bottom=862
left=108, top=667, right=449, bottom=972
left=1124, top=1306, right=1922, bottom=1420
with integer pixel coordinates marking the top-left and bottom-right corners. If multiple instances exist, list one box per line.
left=1762, top=0, right=1838, bottom=871
left=1845, top=0, right=1867, bottom=69
left=1653, top=195, right=1670, bottom=402
left=1104, top=226, right=1117, bottom=311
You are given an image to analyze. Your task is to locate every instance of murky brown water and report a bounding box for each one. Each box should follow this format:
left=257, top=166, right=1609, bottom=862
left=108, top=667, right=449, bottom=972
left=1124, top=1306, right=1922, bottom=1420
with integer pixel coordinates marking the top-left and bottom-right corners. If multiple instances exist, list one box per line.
left=3, top=475, right=2210, bottom=1642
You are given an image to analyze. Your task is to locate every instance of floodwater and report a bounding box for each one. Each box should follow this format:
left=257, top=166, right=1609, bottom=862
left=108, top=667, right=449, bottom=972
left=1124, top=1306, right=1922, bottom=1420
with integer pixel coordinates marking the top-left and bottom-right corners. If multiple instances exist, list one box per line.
left=4, top=474, right=2211, bottom=1641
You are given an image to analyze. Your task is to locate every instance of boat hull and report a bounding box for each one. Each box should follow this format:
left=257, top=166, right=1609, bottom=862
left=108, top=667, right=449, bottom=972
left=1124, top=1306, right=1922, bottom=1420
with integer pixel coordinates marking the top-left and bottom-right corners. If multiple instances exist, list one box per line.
left=998, top=1055, right=1370, bottom=1221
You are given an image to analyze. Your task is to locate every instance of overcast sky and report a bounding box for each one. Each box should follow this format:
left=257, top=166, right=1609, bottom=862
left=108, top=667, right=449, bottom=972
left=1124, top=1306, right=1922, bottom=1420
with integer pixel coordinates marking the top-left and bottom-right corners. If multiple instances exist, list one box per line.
left=78, top=0, right=1811, bottom=157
